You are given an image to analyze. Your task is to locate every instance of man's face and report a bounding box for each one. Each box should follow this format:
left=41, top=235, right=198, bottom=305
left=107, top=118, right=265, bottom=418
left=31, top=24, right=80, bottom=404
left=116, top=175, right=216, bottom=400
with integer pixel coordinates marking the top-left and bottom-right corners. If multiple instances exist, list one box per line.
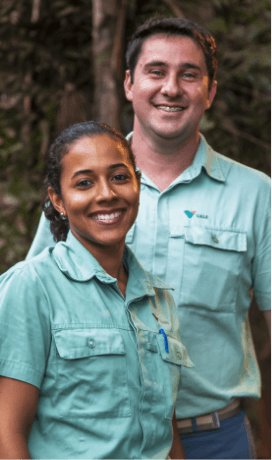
left=124, top=34, right=217, bottom=144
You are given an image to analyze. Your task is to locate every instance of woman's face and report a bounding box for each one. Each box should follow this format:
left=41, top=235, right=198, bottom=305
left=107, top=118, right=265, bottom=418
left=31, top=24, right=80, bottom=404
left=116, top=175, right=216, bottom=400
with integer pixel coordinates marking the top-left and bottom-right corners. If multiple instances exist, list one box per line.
left=49, top=134, right=140, bottom=254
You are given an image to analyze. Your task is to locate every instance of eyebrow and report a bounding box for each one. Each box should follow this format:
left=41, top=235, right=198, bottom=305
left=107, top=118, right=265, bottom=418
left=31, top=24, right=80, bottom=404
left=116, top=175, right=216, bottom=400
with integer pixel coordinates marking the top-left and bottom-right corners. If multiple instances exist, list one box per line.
left=144, top=61, right=201, bottom=72
left=72, top=163, right=129, bottom=179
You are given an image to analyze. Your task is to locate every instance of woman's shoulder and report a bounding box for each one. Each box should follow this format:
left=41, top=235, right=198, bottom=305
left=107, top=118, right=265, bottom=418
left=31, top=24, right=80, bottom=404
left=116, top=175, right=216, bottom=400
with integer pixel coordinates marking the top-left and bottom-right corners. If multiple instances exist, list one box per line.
left=0, top=247, right=56, bottom=291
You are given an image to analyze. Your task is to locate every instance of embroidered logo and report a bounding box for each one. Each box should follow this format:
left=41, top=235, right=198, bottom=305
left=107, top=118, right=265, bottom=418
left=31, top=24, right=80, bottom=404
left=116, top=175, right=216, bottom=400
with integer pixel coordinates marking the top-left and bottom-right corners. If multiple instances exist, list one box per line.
left=184, top=210, right=196, bottom=218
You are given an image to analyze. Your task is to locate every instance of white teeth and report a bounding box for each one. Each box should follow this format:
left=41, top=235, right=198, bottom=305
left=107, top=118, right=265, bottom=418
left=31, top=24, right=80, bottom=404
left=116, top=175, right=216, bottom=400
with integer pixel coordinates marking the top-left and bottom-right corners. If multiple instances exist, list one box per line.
left=93, top=211, right=122, bottom=221
left=156, top=106, right=184, bottom=112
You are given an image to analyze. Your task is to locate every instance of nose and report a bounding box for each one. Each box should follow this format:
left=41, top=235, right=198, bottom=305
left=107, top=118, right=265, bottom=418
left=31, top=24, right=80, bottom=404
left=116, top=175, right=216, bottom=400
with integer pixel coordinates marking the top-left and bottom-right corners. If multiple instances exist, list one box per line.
left=96, top=178, right=117, bottom=202
left=161, top=73, right=181, bottom=98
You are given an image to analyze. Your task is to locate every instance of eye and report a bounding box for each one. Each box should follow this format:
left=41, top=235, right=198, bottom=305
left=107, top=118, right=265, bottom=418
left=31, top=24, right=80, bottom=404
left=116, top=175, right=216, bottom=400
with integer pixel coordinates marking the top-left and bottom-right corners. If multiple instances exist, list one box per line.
left=182, top=72, right=196, bottom=80
left=150, top=70, right=164, bottom=77
left=112, top=174, right=129, bottom=181
left=76, top=179, right=93, bottom=188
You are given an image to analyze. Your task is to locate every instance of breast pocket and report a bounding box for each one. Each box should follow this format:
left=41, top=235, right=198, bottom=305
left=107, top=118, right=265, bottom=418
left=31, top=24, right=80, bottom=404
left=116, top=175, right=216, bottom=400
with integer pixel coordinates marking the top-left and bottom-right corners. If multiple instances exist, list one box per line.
left=156, top=334, right=193, bottom=420
left=53, top=328, right=131, bottom=419
left=180, top=226, right=247, bottom=311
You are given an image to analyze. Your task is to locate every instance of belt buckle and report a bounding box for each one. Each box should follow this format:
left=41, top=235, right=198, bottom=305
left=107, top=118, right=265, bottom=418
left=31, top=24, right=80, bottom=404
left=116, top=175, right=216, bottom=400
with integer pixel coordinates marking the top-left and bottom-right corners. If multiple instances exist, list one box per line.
left=212, top=411, right=220, bottom=429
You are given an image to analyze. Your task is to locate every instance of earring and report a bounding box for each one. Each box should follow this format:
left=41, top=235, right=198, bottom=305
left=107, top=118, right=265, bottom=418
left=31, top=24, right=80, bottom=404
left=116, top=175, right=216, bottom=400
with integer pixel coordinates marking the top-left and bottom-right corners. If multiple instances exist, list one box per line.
left=60, top=212, right=67, bottom=220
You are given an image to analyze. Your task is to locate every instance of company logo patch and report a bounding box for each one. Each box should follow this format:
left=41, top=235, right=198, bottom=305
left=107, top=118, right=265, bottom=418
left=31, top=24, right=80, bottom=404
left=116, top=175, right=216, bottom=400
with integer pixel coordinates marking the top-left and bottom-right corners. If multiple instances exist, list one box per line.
left=184, top=210, right=196, bottom=218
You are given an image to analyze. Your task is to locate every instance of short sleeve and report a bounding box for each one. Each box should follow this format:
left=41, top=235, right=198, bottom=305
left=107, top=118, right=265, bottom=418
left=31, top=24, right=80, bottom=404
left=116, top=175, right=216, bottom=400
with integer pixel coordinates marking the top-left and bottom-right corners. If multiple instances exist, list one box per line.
left=252, top=180, right=271, bottom=311
left=0, top=263, right=51, bottom=387
left=26, top=212, right=55, bottom=259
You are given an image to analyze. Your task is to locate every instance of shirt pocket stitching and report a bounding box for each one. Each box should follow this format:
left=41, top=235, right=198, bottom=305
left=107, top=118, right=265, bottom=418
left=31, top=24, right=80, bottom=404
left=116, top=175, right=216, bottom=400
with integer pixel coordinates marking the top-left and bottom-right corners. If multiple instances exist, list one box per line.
left=53, top=328, right=131, bottom=419
left=184, top=226, right=247, bottom=252
left=156, top=335, right=194, bottom=368
left=53, top=328, right=126, bottom=359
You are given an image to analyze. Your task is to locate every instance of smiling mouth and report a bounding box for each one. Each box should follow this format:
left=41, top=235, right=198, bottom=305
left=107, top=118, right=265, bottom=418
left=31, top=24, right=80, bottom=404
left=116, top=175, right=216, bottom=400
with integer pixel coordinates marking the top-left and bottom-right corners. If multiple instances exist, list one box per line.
left=155, top=105, right=185, bottom=112
left=91, top=210, right=124, bottom=224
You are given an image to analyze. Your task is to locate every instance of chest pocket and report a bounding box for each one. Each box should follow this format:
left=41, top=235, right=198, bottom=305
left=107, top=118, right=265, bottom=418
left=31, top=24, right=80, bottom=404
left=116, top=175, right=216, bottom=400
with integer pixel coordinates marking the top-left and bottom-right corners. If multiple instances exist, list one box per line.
left=53, top=328, right=131, bottom=419
left=155, top=334, right=193, bottom=420
left=180, top=226, right=247, bottom=311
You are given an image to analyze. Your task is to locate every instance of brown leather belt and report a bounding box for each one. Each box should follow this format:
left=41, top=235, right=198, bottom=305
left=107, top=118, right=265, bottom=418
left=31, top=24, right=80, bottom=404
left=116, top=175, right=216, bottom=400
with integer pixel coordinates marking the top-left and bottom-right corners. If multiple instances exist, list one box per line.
left=177, top=399, right=242, bottom=434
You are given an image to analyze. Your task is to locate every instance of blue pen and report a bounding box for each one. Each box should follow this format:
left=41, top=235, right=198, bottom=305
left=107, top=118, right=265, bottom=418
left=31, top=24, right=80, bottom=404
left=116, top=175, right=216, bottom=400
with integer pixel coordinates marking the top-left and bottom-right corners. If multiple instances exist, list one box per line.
left=159, top=328, right=169, bottom=353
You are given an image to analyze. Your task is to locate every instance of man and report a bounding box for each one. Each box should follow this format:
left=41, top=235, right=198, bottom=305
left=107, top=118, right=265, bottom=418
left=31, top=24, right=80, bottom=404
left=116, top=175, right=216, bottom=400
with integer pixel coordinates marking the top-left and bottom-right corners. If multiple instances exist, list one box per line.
left=27, top=18, right=270, bottom=459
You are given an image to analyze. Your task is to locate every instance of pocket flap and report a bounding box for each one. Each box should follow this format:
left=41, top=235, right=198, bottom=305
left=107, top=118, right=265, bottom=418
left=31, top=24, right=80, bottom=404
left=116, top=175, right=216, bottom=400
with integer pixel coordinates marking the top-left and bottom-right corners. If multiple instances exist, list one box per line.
left=53, top=328, right=126, bottom=359
left=185, top=226, right=247, bottom=252
left=156, top=335, right=194, bottom=368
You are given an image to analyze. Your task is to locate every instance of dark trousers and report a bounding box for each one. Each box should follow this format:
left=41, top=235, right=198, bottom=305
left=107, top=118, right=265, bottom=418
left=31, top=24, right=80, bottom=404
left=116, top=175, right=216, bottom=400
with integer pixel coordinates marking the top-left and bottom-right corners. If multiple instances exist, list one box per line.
left=179, top=409, right=256, bottom=459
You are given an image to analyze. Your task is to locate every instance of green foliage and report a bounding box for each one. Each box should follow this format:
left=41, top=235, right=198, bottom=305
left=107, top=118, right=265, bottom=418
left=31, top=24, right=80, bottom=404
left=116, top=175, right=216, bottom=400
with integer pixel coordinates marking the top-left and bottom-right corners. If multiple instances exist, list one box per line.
left=0, top=0, right=270, bottom=273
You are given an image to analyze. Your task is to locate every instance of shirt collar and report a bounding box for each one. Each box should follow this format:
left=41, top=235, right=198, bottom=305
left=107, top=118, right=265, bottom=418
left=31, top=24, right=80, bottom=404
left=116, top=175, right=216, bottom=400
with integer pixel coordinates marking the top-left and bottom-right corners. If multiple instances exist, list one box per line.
left=126, top=131, right=226, bottom=185
left=198, top=134, right=225, bottom=182
left=53, top=231, right=113, bottom=284
left=53, top=231, right=172, bottom=296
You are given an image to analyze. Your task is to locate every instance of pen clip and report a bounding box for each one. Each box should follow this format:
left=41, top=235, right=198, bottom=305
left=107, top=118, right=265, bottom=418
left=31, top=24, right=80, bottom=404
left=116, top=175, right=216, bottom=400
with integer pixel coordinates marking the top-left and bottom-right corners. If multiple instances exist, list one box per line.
left=159, top=328, right=169, bottom=353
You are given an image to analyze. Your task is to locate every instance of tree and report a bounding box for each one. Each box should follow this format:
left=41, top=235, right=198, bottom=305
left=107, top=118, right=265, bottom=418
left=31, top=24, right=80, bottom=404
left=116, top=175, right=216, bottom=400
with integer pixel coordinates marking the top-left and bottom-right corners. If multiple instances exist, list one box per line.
left=92, top=0, right=128, bottom=130
left=0, top=0, right=270, bottom=272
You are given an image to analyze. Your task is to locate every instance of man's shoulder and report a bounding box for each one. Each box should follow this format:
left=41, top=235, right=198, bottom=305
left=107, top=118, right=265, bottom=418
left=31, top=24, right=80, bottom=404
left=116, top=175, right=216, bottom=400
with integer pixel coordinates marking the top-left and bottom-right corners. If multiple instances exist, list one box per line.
left=208, top=144, right=270, bottom=189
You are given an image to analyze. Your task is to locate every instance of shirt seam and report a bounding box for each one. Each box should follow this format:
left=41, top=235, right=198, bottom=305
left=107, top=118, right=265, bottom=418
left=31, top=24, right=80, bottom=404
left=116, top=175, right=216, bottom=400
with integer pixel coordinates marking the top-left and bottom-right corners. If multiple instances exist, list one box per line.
left=0, top=357, right=44, bottom=378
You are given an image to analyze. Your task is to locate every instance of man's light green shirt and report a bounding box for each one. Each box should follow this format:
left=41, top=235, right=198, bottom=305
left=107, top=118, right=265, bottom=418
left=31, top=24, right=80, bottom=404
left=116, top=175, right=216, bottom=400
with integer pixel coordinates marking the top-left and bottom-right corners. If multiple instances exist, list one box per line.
left=0, top=231, right=190, bottom=459
left=26, top=134, right=271, bottom=419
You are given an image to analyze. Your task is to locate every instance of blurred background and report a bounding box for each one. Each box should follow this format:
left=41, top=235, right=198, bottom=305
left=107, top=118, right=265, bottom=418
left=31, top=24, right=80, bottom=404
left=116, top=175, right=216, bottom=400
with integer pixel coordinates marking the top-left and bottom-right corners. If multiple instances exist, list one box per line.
left=0, top=0, right=270, bottom=457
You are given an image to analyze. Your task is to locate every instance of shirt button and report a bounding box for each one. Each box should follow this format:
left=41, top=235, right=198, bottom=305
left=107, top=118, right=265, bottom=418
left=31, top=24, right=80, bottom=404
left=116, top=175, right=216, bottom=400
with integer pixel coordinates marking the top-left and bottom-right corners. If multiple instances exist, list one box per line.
left=176, top=350, right=182, bottom=360
left=211, top=234, right=219, bottom=244
left=87, top=338, right=96, bottom=348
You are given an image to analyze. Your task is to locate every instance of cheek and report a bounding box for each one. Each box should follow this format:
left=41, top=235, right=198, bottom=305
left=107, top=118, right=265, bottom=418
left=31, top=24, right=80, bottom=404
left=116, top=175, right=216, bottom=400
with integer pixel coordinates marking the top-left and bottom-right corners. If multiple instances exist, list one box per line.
left=64, top=192, right=89, bottom=212
left=192, top=79, right=209, bottom=99
left=134, top=80, right=157, bottom=99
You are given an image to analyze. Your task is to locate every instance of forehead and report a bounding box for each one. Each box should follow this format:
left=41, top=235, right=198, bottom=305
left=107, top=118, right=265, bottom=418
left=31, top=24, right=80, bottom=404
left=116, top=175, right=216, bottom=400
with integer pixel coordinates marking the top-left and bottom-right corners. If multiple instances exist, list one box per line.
left=62, top=135, right=131, bottom=169
left=136, top=34, right=207, bottom=71
left=68, top=135, right=128, bottom=158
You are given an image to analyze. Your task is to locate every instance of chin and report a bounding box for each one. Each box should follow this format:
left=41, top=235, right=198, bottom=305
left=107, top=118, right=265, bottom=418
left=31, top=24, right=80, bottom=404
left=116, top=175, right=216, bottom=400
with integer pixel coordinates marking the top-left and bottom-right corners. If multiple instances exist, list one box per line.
left=155, top=128, right=185, bottom=140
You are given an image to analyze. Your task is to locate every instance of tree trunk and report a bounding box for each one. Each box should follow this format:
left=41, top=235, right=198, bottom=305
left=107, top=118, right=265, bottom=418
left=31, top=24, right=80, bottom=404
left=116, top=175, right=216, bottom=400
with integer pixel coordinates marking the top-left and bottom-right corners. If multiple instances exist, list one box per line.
left=92, top=0, right=127, bottom=131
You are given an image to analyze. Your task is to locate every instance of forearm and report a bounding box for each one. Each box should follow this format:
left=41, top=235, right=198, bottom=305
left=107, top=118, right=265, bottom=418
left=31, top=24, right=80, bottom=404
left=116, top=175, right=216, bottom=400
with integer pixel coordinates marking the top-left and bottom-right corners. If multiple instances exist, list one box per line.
left=0, top=430, right=31, bottom=459
left=169, top=411, right=186, bottom=459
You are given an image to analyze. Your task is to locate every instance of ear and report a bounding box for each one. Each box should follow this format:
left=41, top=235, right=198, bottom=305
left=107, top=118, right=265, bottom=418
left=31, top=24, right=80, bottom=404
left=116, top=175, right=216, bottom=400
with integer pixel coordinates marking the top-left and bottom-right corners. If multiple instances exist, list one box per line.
left=48, top=187, right=67, bottom=218
left=124, top=70, right=133, bottom=102
left=206, top=80, right=217, bottom=110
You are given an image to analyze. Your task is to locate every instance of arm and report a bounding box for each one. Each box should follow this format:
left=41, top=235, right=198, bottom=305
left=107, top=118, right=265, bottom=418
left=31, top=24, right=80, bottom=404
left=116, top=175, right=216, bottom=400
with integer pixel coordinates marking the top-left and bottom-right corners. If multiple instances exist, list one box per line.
left=263, top=309, right=271, bottom=339
left=169, top=411, right=186, bottom=459
left=0, top=376, right=39, bottom=459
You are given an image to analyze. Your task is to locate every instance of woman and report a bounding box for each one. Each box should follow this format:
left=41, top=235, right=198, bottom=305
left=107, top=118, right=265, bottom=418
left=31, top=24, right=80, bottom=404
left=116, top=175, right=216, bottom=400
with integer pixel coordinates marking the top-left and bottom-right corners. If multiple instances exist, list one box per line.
left=0, top=122, right=190, bottom=459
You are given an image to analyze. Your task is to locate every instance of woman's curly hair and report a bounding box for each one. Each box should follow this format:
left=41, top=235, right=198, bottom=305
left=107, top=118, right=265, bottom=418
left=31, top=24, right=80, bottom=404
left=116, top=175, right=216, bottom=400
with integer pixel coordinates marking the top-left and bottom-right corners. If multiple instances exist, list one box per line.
left=43, top=121, right=137, bottom=242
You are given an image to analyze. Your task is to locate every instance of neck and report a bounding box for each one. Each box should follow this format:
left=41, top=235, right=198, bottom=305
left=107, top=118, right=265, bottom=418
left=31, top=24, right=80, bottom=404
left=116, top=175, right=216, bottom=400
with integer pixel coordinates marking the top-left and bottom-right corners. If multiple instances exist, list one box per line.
left=75, top=235, right=128, bottom=296
left=131, top=122, right=200, bottom=191
left=91, top=244, right=128, bottom=297
left=94, top=245, right=125, bottom=277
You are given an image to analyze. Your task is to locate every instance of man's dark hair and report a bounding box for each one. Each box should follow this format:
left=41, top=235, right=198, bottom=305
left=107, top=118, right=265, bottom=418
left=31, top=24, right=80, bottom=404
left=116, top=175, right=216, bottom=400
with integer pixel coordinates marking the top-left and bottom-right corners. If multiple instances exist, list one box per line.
left=43, top=121, right=137, bottom=242
left=126, top=17, right=218, bottom=90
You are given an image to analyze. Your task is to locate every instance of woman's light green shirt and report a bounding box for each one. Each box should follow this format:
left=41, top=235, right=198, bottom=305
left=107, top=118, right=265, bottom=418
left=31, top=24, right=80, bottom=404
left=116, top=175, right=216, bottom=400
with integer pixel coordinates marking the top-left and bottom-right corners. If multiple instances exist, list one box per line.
left=0, top=231, right=191, bottom=459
